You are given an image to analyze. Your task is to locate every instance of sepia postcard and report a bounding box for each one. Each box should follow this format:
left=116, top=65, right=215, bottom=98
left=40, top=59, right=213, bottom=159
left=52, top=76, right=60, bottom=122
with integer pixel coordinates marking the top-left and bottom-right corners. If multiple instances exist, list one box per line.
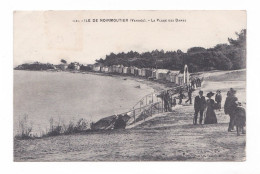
left=13, top=10, right=246, bottom=162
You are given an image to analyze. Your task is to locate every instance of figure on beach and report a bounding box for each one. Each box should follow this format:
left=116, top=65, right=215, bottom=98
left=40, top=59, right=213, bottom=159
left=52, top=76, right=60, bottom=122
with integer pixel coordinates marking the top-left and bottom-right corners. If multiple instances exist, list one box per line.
left=234, top=101, right=246, bottom=136
left=194, top=90, right=206, bottom=125
left=163, top=91, right=171, bottom=112
left=171, top=96, right=177, bottom=107
left=224, top=88, right=238, bottom=132
left=204, top=92, right=218, bottom=124
left=178, top=90, right=185, bottom=104
left=185, top=87, right=193, bottom=104
left=196, top=78, right=201, bottom=87
left=215, top=90, right=222, bottom=110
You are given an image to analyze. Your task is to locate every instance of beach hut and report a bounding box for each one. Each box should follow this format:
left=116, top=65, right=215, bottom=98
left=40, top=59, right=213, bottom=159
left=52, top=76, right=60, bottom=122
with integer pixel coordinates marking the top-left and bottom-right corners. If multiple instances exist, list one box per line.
left=127, top=67, right=131, bottom=74
left=115, top=65, right=120, bottom=73
left=141, top=68, right=146, bottom=77
left=152, top=69, right=157, bottom=79
left=123, top=67, right=128, bottom=74
left=102, top=66, right=109, bottom=73
left=155, top=69, right=169, bottom=80
left=130, top=67, right=136, bottom=75
left=118, top=65, right=124, bottom=74
left=93, top=65, right=101, bottom=72
left=166, top=70, right=180, bottom=83
left=134, top=68, right=139, bottom=76
left=145, top=68, right=153, bottom=78
left=176, top=74, right=184, bottom=85
left=137, top=68, right=142, bottom=76
left=108, top=66, right=113, bottom=73
left=112, top=65, right=117, bottom=73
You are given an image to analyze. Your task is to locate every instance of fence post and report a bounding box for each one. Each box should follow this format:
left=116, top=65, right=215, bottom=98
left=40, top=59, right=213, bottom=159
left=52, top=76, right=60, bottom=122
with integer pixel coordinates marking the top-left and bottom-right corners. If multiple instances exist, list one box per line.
left=133, top=109, right=136, bottom=124
left=151, top=105, right=153, bottom=116
left=162, top=99, right=164, bottom=113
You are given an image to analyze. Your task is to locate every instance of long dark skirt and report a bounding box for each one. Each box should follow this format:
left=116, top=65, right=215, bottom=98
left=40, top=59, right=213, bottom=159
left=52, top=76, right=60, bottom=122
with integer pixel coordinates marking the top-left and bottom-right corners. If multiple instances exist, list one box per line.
left=204, top=107, right=217, bottom=124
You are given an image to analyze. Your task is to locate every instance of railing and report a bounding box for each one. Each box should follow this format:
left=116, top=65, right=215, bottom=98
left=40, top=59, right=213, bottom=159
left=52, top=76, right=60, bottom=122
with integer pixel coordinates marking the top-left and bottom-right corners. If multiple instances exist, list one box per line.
left=122, top=84, right=189, bottom=127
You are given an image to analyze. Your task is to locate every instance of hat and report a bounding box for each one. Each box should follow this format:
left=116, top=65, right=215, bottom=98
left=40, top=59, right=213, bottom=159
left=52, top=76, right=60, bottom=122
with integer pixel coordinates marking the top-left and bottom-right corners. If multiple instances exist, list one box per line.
left=216, top=90, right=221, bottom=93
left=206, top=92, right=215, bottom=98
left=229, top=88, right=236, bottom=94
left=199, top=90, right=203, bottom=94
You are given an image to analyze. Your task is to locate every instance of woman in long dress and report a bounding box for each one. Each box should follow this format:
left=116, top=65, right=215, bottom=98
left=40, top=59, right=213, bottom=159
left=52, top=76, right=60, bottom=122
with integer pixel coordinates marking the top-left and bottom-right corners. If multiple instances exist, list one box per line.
left=204, top=92, right=217, bottom=124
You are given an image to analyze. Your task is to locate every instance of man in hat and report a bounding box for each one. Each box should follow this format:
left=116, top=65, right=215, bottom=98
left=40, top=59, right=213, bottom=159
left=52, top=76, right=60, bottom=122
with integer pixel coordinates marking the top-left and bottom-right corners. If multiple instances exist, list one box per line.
left=194, top=90, right=206, bottom=125
left=224, top=88, right=238, bottom=132
left=215, top=90, right=222, bottom=110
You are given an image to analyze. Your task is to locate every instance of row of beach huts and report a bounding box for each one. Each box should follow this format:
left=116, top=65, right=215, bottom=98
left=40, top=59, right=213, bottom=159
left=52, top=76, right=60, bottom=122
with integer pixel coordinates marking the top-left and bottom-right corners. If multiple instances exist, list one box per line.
left=90, top=64, right=190, bottom=86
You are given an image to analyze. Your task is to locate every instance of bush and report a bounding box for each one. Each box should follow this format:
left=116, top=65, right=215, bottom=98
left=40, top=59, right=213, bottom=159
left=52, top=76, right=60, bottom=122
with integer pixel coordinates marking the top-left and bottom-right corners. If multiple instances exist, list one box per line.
left=15, top=114, right=33, bottom=139
left=46, top=117, right=63, bottom=136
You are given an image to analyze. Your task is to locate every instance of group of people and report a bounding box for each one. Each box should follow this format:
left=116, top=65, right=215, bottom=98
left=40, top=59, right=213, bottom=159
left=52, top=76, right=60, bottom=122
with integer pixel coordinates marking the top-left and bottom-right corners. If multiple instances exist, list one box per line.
left=224, top=88, right=246, bottom=135
left=160, top=88, right=191, bottom=112
left=193, top=90, right=219, bottom=125
left=160, top=90, right=177, bottom=112
left=193, top=88, right=246, bottom=135
left=191, top=77, right=202, bottom=89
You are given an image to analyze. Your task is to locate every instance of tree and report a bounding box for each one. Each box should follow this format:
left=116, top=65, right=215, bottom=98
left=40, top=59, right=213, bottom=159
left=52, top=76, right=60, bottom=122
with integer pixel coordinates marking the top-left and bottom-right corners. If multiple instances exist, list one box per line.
left=60, top=59, right=67, bottom=64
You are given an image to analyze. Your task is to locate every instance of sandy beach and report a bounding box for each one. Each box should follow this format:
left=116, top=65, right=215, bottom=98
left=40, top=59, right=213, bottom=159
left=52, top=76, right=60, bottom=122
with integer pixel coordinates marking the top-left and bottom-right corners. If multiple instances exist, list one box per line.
left=14, top=69, right=246, bottom=161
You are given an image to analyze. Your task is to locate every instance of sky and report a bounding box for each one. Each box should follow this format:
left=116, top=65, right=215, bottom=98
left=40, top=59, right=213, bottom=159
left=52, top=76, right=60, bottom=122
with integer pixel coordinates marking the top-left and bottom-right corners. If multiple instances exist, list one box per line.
left=13, top=11, right=246, bottom=66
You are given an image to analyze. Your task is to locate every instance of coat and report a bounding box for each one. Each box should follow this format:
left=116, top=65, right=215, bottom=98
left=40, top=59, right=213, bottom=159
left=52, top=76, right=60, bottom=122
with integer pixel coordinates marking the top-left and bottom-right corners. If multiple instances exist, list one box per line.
left=234, top=106, right=246, bottom=127
left=194, top=95, right=206, bottom=111
left=224, top=95, right=238, bottom=115
left=215, top=94, right=222, bottom=103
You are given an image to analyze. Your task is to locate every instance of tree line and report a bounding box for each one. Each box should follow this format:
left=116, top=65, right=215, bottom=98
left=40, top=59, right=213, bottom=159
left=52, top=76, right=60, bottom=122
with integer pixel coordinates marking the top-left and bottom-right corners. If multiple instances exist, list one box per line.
left=96, top=29, right=246, bottom=73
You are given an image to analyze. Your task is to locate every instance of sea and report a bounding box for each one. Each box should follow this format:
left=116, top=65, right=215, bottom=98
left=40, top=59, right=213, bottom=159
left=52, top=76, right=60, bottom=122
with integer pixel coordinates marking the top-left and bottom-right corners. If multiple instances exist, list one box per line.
left=13, top=70, right=154, bottom=135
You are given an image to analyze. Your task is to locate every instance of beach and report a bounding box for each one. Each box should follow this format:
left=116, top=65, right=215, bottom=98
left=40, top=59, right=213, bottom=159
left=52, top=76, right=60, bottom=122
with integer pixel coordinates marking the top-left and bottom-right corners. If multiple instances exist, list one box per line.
left=14, top=69, right=246, bottom=161
left=14, top=70, right=158, bottom=136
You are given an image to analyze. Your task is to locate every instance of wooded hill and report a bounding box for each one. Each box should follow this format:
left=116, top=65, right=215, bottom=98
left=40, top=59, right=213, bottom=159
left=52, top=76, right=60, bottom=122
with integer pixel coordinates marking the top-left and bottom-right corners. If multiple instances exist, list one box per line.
left=95, top=29, right=246, bottom=73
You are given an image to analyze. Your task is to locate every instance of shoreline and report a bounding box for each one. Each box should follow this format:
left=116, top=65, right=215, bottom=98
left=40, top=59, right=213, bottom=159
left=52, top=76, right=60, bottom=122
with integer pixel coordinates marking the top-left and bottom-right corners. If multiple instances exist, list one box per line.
left=14, top=69, right=171, bottom=139
left=15, top=69, right=174, bottom=93
left=14, top=69, right=246, bottom=161
left=71, top=70, right=172, bottom=92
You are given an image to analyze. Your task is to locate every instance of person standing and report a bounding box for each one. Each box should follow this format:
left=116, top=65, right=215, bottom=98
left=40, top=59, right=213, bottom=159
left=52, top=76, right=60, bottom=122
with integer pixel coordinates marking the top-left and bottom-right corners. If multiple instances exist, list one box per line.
left=197, top=78, right=201, bottom=87
left=185, top=87, right=193, bottom=104
left=163, top=91, right=169, bottom=112
left=234, top=101, right=246, bottom=136
left=215, top=90, right=222, bottom=110
left=178, top=90, right=185, bottom=105
left=224, top=88, right=238, bottom=132
left=172, top=97, right=177, bottom=107
left=194, top=90, right=206, bottom=125
left=204, top=92, right=218, bottom=124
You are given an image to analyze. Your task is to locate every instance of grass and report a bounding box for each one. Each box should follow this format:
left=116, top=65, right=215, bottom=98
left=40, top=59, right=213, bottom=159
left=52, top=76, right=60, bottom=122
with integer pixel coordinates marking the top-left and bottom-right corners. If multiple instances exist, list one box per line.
left=15, top=116, right=92, bottom=140
left=15, top=114, right=34, bottom=140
